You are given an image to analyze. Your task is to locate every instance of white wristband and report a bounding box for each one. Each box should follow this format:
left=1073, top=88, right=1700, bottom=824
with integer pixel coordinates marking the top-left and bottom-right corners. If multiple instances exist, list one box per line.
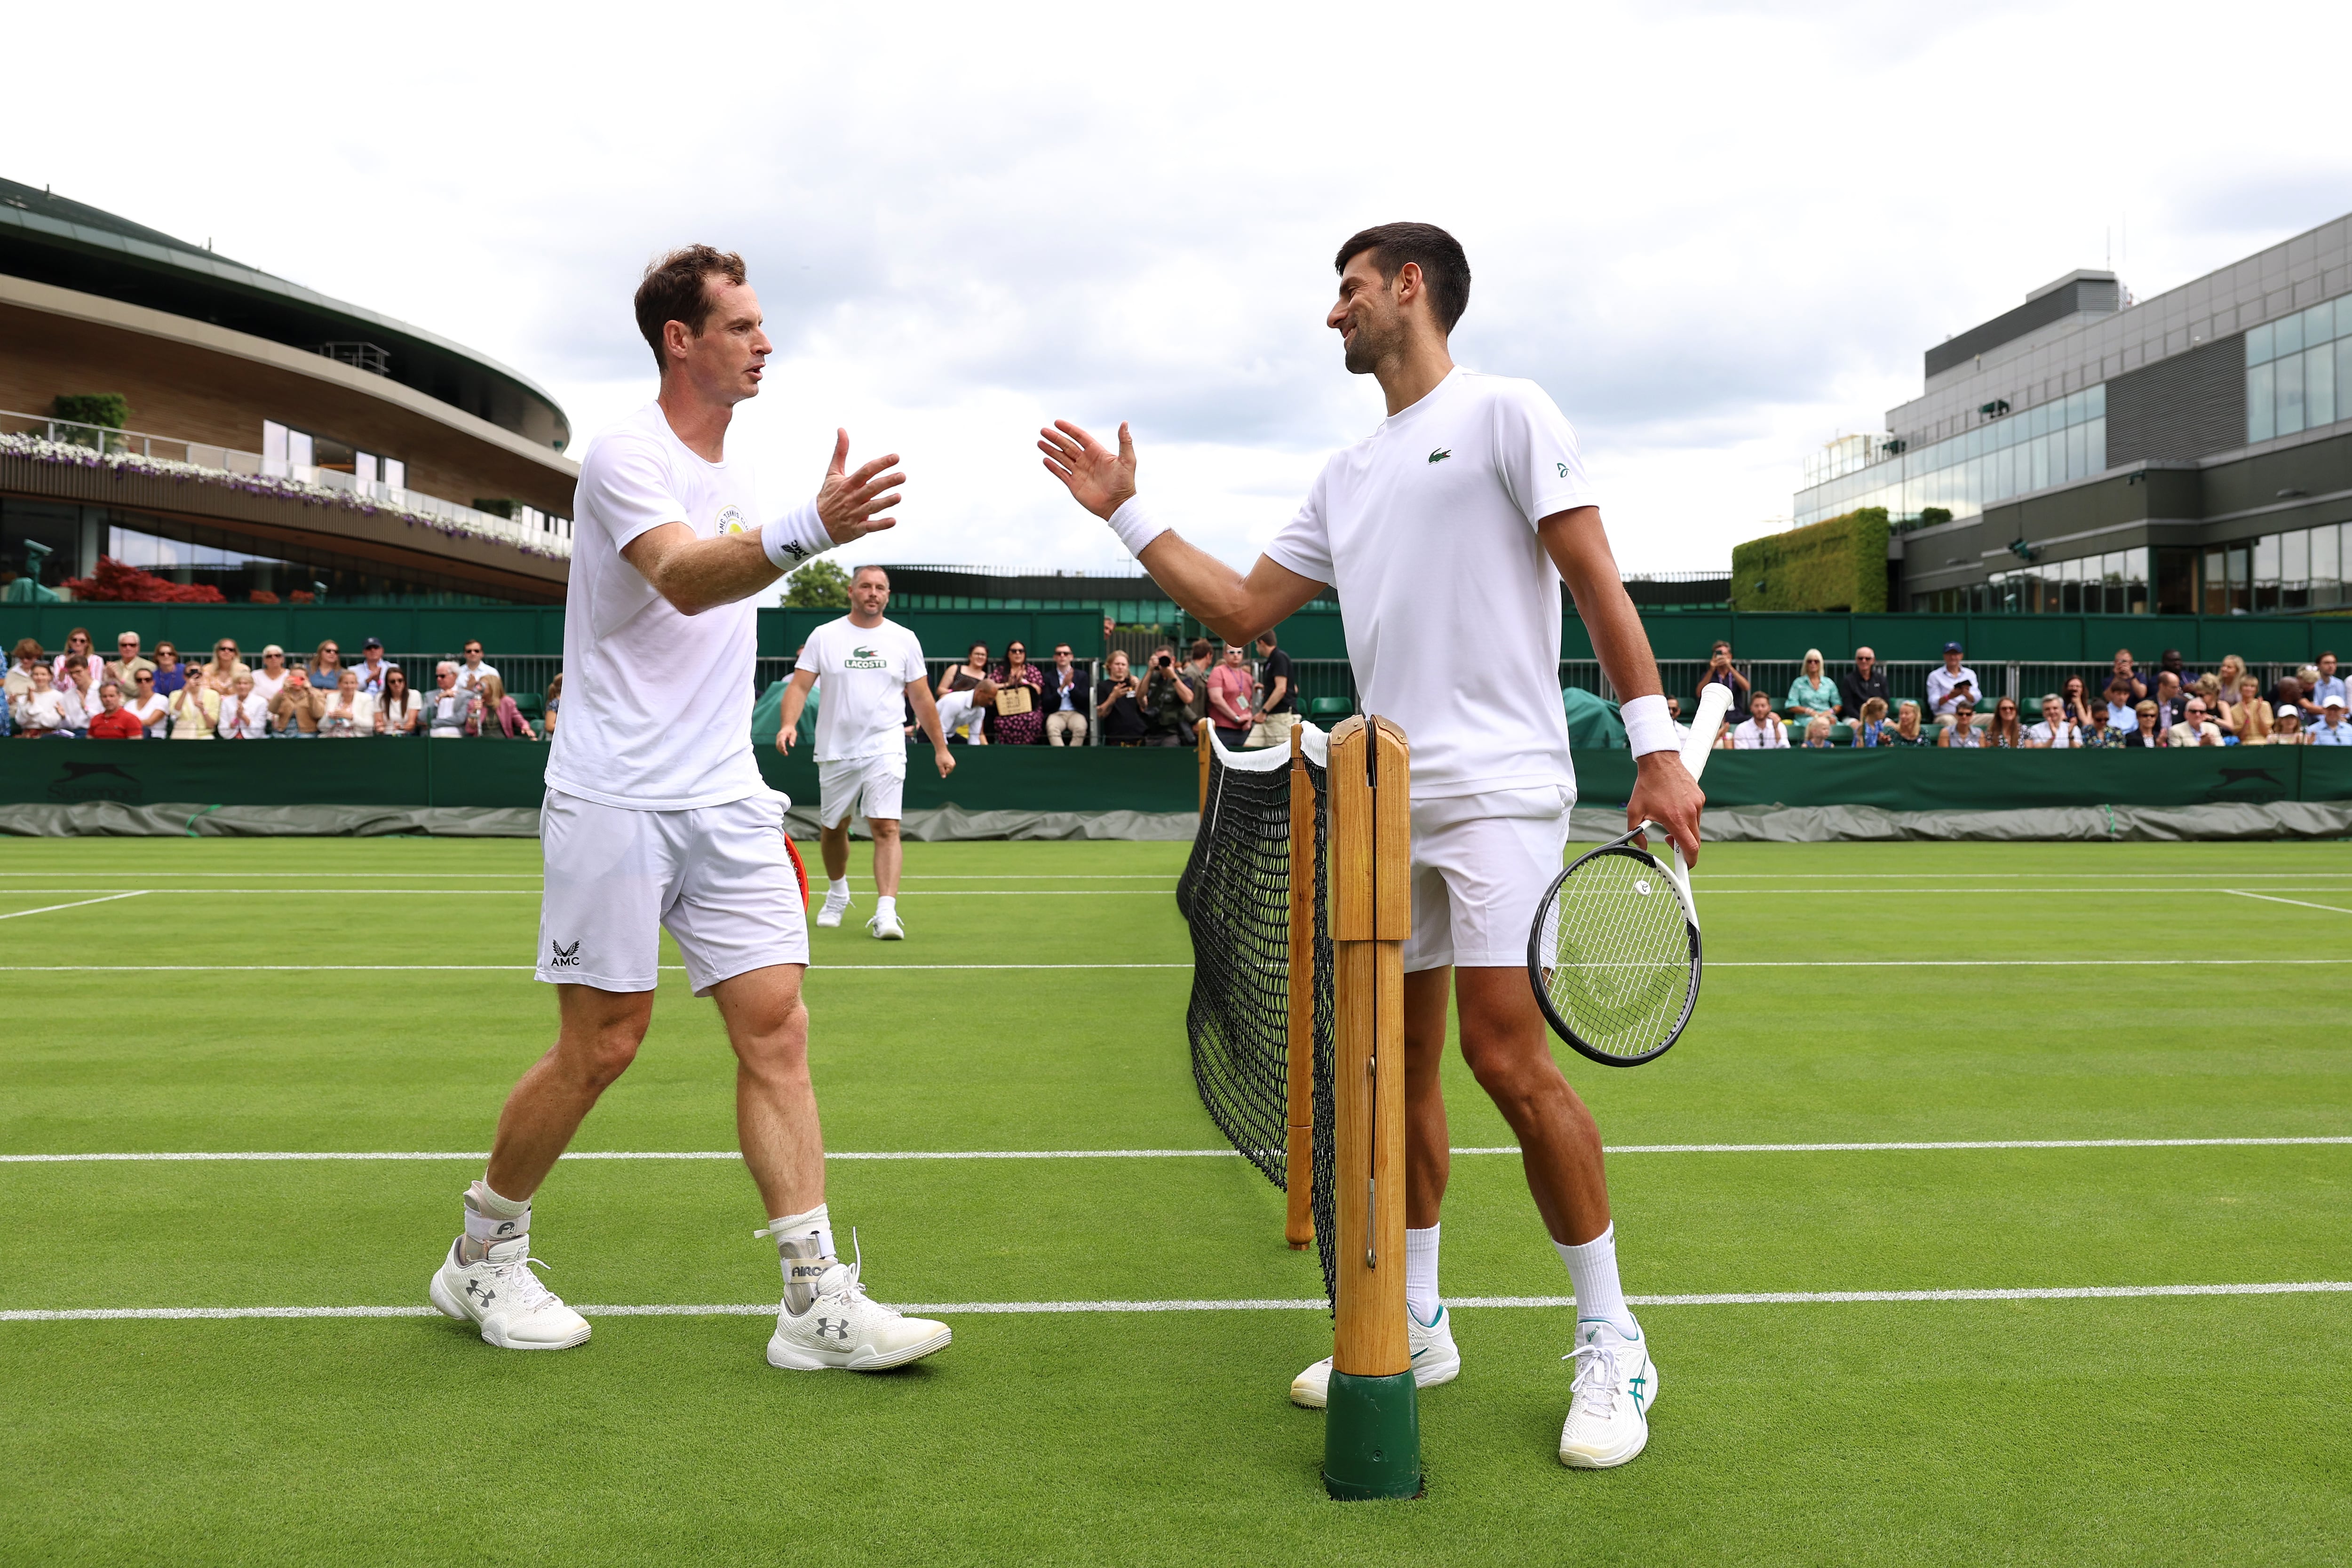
left=1106, top=496, right=1168, bottom=558
left=1621, top=693, right=1678, bottom=758
left=761, top=500, right=832, bottom=572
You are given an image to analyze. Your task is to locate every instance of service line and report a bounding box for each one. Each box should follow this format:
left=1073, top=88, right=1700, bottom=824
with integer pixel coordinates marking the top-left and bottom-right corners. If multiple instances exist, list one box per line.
left=0, top=891, right=150, bottom=923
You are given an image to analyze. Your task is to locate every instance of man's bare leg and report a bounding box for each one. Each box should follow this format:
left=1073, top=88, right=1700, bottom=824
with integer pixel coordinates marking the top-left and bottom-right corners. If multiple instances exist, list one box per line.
left=1452, top=965, right=1609, bottom=1245
left=709, top=963, right=823, bottom=1219
left=484, top=982, right=656, bottom=1201
left=1402, top=966, right=1454, bottom=1231
left=868, top=818, right=902, bottom=899
left=819, top=819, right=853, bottom=883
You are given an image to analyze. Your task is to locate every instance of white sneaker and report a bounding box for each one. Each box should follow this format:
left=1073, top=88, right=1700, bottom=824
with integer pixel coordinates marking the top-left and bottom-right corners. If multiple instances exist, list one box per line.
left=867, top=909, right=905, bottom=940
left=767, top=1239, right=950, bottom=1372
left=429, top=1236, right=591, bottom=1350
left=1289, top=1303, right=1462, bottom=1409
left=1558, top=1319, right=1658, bottom=1468
left=816, top=891, right=852, bottom=929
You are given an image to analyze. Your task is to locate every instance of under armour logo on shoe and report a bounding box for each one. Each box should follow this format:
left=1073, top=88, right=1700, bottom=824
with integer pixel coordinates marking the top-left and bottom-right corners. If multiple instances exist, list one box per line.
left=814, top=1318, right=852, bottom=1341
left=466, top=1280, right=496, bottom=1305
left=548, top=940, right=580, bottom=969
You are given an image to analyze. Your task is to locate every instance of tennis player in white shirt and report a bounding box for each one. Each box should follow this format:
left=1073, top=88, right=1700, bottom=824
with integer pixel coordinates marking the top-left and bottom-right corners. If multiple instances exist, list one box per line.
left=430, top=245, right=951, bottom=1375
left=775, top=565, right=961, bottom=939
left=1041, top=222, right=1706, bottom=1471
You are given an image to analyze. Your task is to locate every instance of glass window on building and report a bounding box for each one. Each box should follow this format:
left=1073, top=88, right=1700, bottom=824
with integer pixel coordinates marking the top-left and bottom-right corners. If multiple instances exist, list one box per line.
left=2246, top=296, right=2351, bottom=444
left=1793, top=383, right=2106, bottom=530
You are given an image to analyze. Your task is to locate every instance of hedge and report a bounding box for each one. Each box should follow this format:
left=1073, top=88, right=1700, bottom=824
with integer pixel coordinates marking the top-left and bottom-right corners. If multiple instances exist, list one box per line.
left=1729, top=507, right=1890, bottom=613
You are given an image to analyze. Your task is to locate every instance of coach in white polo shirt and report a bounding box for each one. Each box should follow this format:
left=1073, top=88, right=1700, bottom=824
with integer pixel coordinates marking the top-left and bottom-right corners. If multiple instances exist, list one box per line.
left=429, top=245, right=951, bottom=1377
left=775, top=564, right=957, bottom=939
left=1041, top=222, right=1706, bottom=1472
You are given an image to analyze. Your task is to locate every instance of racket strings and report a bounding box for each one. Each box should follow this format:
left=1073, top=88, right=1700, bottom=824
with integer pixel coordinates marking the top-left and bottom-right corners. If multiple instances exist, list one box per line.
left=1537, top=847, right=1696, bottom=1060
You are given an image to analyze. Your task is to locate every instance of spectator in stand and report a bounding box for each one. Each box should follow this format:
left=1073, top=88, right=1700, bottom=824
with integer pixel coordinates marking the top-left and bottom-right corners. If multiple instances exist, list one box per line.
left=2310, top=691, right=2351, bottom=745
left=1178, top=637, right=1216, bottom=740
left=318, top=669, right=374, bottom=737
left=353, top=637, right=398, bottom=697
left=2211, top=654, right=2248, bottom=704
left=454, top=640, right=500, bottom=699
left=51, top=627, right=95, bottom=684
left=199, top=637, right=250, bottom=695
left=1884, top=699, right=1930, bottom=746
left=2102, top=677, right=2138, bottom=732
left=168, top=665, right=221, bottom=740
left=1925, top=642, right=1979, bottom=717
left=2121, top=700, right=2165, bottom=747
left=376, top=667, right=422, bottom=737
left=2270, top=672, right=2306, bottom=719
left=85, top=680, right=143, bottom=739
left=2150, top=671, right=2188, bottom=732
left=1043, top=644, right=1089, bottom=746
left=270, top=667, right=327, bottom=738
left=1836, top=646, right=1889, bottom=722
left=1249, top=629, right=1298, bottom=748
left=150, top=641, right=185, bottom=696
left=307, top=639, right=347, bottom=692
left=427, top=661, right=480, bottom=738
left=1207, top=642, right=1255, bottom=747
left=2169, top=697, right=2223, bottom=748
left=1729, top=690, right=1788, bottom=748
left=1801, top=716, right=1835, bottom=748
left=938, top=642, right=994, bottom=744
left=2267, top=706, right=2306, bottom=745
left=1142, top=645, right=1193, bottom=744
left=2079, top=702, right=2116, bottom=748
left=106, top=631, right=154, bottom=693
left=1701, top=640, right=1750, bottom=713
left=1853, top=696, right=1891, bottom=746
left=2192, top=674, right=2225, bottom=718
left=1785, top=649, right=1837, bottom=728
left=251, top=645, right=290, bottom=707
left=541, top=673, right=563, bottom=737
left=2060, top=676, right=2095, bottom=730
left=2028, top=694, right=2079, bottom=748
left=57, top=654, right=98, bottom=735
left=216, top=672, right=269, bottom=739
left=2109, top=648, right=2148, bottom=703
left=2307, top=652, right=2345, bottom=716
left=2153, top=648, right=2192, bottom=694
left=125, top=668, right=169, bottom=737
left=5, top=638, right=42, bottom=704
left=477, top=675, right=538, bottom=740
left=2225, top=676, right=2272, bottom=745
left=14, top=665, right=67, bottom=737
left=1986, top=695, right=2029, bottom=748
left=990, top=641, right=1046, bottom=746
left=1095, top=650, right=1148, bottom=745
left=1939, top=699, right=1982, bottom=748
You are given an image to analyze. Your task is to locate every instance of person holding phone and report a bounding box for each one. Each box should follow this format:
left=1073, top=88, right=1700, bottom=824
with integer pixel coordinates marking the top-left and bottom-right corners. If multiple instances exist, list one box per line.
left=1095, top=649, right=1148, bottom=745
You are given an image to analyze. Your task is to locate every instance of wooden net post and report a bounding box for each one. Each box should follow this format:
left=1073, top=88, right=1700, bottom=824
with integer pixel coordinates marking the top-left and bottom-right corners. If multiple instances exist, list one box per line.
left=1283, top=721, right=1314, bottom=1251
left=1195, top=718, right=1214, bottom=813
left=1320, top=714, right=1420, bottom=1501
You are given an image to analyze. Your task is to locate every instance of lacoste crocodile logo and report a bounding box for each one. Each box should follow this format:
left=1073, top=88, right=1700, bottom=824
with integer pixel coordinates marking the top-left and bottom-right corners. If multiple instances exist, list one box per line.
left=1428, top=448, right=1451, bottom=464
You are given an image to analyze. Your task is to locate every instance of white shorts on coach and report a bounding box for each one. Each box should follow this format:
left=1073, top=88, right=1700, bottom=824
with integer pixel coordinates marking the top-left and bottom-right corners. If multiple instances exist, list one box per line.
left=817, top=752, right=907, bottom=828
left=1403, top=785, right=1574, bottom=973
left=538, top=789, right=809, bottom=995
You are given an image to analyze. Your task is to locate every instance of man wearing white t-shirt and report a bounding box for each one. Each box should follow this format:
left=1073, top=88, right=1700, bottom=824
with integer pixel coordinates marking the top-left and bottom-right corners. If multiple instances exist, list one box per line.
left=1729, top=692, right=1789, bottom=748
left=1041, top=222, right=1705, bottom=1471
left=430, top=245, right=951, bottom=1376
left=775, top=565, right=958, bottom=939
left=453, top=640, right=499, bottom=699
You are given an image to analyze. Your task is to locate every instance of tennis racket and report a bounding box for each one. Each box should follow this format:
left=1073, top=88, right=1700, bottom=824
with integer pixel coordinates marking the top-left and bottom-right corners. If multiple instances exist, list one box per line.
left=1527, top=682, right=1733, bottom=1067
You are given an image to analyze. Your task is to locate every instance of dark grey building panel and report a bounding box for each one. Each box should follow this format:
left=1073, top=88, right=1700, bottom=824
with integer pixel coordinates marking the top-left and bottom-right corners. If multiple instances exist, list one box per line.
left=2106, top=334, right=2246, bottom=466
left=1925, top=275, right=2122, bottom=379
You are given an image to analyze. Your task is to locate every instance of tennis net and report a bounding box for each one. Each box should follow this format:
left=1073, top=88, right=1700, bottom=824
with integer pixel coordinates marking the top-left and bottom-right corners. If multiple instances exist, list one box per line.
left=1174, top=724, right=1339, bottom=1302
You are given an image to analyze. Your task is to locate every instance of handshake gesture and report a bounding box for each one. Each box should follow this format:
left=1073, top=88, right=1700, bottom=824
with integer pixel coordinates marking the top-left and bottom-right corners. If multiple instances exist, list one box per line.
left=814, top=429, right=906, bottom=546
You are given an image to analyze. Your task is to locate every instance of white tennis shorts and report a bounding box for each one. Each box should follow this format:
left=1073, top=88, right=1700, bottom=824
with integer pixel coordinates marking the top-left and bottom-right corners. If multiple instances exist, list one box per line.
left=537, top=788, right=808, bottom=995
left=1403, top=786, right=1574, bottom=973
left=817, top=751, right=907, bottom=828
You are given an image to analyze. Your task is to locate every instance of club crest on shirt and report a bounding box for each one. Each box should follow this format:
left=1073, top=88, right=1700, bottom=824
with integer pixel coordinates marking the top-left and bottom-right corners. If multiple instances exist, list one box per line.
left=843, top=645, right=890, bottom=670
left=715, top=504, right=749, bottom=535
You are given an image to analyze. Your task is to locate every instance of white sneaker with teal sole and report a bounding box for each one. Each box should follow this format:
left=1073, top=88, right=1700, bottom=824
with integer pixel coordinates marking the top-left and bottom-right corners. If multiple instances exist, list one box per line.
left=1289, top=1303, right=1462, bottom=1409
left=767, top=1242, right=950, bottom=1372
left=816, top=891, right=852, bottom=929
left=867, top=908, right=905, bottom=940
left=1558, top=1318, right=1658, bottom=1468
left=429, top=1236, right=591, bottom=1350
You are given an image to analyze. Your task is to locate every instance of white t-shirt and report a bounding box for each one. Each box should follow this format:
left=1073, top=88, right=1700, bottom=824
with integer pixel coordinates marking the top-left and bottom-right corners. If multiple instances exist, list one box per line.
left=799, top=616, right=926, bottom=763
left=128, top=692, right=169, bottom=736
left=250, top=669, right=288, bottom=707
left=545, top=402, right=770, bottom=810
left=454, top=660, right=500, bottom=695
left=2028, top=719, right=2078, bottom=748
left=1263, top=368, right=1595, bottom=800
left=1731, top=716, right=1788, bottom=749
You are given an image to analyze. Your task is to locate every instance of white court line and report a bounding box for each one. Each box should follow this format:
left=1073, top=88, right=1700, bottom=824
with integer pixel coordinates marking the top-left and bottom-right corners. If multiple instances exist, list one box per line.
left=6, top=1136, right=2344, bottom=1165
left=0, top=891, right=150, bottom=923
left=6, top=1280, right=2347, bottom=1323
left=2226, top=889, right=2352, bottom=915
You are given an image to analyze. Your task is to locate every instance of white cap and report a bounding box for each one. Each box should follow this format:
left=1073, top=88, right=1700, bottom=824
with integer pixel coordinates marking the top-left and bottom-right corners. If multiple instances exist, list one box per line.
left=2276, top=704, right=2300, bottom=720
left=2325, top=692, right=2347, bottom=710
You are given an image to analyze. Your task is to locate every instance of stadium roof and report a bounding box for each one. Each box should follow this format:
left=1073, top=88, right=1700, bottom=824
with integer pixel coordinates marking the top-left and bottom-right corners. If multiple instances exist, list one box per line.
left=0, top=177, right=569, bottom=452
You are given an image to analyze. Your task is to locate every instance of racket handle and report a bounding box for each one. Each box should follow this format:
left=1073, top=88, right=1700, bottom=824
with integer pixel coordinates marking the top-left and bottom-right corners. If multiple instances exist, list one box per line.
left=1681, top=683, right=1735, bottom=784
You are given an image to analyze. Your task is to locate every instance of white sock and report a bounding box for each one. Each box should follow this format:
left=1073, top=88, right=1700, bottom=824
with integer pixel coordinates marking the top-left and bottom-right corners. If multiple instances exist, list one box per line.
left=1405, top=1224, right=1441, bottom=1325
left=1555, top=1224, right=1638, bottom=1337
left=826, top=877, right=849, bottom=900
left=462, top=1178, right=529, bottom=1251
left=876, top=894, right=897, bottom=917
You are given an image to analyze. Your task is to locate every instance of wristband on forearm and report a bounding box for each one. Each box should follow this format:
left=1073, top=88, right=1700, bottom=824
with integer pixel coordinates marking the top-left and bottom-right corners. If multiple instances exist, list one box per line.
left=761, top=500, right=833, bottom=572
left=1621, top=693, right=1678, bottom=758
left=1106, top=496, right=1168, bottom=558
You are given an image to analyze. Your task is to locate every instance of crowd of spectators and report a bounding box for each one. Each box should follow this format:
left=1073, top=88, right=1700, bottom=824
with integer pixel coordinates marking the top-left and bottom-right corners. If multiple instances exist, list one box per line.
left=1688, top=641, right=2351, bottom=749
left=2, top=628, right=553, bottom=741
left=900, top=628, right=1300, bottom=750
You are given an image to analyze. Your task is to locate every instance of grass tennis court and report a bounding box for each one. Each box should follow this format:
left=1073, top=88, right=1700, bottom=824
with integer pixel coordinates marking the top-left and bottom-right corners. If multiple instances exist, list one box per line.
left=2, top=835, right=2348, bottom=1564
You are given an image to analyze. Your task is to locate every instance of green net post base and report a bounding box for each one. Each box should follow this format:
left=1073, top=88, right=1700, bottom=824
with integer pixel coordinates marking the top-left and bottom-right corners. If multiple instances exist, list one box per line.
left=1322, top=1369, right=1422, bottom=1501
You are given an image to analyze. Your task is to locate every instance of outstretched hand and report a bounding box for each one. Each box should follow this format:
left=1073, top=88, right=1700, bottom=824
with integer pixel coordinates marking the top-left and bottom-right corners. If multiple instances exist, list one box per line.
left=816, top=430, right=904, bottom=544
left=1038, top=420, right=1136, bottom=520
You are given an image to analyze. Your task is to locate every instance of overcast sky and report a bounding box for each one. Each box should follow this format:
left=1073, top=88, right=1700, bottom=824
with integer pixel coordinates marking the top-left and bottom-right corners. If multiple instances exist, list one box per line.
left=11, top=0, right=2351, bottom=590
